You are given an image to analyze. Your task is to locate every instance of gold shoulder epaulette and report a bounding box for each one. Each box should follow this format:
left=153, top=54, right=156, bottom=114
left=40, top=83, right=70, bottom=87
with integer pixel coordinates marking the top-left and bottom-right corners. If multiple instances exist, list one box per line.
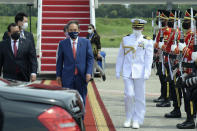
left=143, top=36, right=151, bottom=40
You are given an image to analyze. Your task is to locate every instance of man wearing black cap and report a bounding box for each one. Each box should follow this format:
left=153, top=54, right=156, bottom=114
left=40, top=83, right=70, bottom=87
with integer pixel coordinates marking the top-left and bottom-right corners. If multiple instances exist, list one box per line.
left=163, top=10, right=182, bottom=118
left=171, top=9, right=197, bottom=129
left=154, top=10, right=172, bottom=107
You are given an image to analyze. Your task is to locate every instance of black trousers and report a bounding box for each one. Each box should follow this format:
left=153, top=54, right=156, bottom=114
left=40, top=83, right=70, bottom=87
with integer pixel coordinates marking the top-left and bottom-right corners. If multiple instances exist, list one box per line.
left=176, top=77, right=196, bottom=119
left=156, top=62, right=167, bottom=99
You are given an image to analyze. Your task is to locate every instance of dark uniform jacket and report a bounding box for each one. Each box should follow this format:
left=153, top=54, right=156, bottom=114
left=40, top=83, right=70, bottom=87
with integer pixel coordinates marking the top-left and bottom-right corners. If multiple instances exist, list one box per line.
left=0, top=38, right=37, bottom=81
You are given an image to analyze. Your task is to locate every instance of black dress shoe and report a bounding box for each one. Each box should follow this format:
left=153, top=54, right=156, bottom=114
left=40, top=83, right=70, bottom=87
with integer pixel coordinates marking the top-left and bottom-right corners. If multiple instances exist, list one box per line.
left=164, top=109, right=181, bottom=118
left=176, top=120, right=195, bottom=129
left=193, top=114, right=196, bottom=119
left=153, top=96, right=164, bottom=103
left=156, top=101, right=171, bottom=107
left=102, top=74, right=106, bottom=81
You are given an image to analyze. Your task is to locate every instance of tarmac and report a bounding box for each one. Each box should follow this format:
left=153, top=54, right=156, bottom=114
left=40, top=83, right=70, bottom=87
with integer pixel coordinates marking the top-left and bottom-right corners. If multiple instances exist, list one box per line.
left=94, top=48, right=197, bottom=131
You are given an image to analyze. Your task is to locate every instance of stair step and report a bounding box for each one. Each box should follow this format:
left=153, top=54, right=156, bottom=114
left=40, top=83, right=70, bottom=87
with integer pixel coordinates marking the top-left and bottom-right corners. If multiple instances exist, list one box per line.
left=42, top=31, right=88, bottom=37
left=42, top=51, right=57, bottom=57
left=41, top=65, right=56, bottom=71
left=43, top=0, right=89, bottom=6
left=42, top=12, right=90, bottom=18
left=42, top=44, right=59, bottom=50
left=42, top=38, right=63, bottom=44
left=42, top=24, right=88, bottom=31
left=41, top=58, right=56, bottom=64
left=42, top=6, right=89, bottom=12
left=42, top=18, right=90, bottom=24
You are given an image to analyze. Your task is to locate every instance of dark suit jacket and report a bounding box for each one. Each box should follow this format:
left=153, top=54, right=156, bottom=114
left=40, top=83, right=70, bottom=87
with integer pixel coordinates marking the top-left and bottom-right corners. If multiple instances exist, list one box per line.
left=56, top=37, right=94, bottom=86
left=0, top=38, right=37, bottom=81
left=2, top=31, right=35, bottom=47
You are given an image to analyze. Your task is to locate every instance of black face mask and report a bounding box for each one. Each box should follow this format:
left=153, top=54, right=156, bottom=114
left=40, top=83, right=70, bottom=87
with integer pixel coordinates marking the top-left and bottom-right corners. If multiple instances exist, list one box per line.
left=68, top=32, right=79, bottom=39
left=161, top=21, right=167, bottom=27
left=182, top=21, right=191, bottom=30
left=11, top=32, right=20, bottom=40
left=156, top=19, right=158, bottom=25
left=156, top=19, right=167, bottom=27
left=168, top=21, right=174, bottom=28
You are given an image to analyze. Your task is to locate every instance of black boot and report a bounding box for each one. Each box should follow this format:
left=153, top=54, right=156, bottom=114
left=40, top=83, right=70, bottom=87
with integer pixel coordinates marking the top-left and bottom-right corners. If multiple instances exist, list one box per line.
left=153, top=96, right=165, bottom=103
left=176, top=119, right=195, bottom=129
left=156, top=100, right=171, bottom=107
left=101, top=74, right=106, bottom=81
left=164, top=108, right=181, bottom=118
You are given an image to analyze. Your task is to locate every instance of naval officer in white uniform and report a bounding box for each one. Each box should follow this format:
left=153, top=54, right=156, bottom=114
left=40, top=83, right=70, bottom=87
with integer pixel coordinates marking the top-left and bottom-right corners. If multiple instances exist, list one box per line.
left=116, top=18, right=153, bottom=129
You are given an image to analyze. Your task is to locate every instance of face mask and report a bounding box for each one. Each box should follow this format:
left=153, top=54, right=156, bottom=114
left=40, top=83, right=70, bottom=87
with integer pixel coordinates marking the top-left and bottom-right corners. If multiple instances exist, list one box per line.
left=161, top=21, right=167, bottom=27
left=167, top=21, right=174, bottom=28
left=156, top=19, right=166, bottom=27
left=68, top=32, right=79, bottom=39
left=88, top=29, right=93, bottom=34
left=182, top=21, right=191, bottom=30
left=11, top=32, right=20, bottom=40
left=65, top=32, right=70, bottom=38
left=156, top=19, right=158, bottom=25
left=22, top=22, right=28, bottom=30
left=133, top=29, right=142, bottom=36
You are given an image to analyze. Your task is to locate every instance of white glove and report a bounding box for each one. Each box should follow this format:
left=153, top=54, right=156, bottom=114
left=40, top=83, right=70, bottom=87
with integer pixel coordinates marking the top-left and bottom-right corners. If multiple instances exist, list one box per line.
left=159, top=41, right=164, bottom=49
left=192, top=52, right=197, bottom=61
left=116, top=73, right=120, bottom=79
left=171, top=44, right=177, bottom=52
left=186, top=77, right=197, bottom=87
left=144, top=74, right=149, bottom=80
left=178, top=42, right=186, bottom=51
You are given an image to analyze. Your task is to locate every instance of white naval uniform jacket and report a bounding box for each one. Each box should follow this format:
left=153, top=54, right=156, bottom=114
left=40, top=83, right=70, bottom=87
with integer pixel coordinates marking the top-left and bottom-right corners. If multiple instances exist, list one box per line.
left=116, top=34, right=153, bottom=79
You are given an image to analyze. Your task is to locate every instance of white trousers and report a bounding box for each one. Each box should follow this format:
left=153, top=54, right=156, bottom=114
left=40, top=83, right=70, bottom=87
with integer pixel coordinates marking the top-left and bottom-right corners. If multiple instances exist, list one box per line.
left=123, top=77, right=146, bottom=124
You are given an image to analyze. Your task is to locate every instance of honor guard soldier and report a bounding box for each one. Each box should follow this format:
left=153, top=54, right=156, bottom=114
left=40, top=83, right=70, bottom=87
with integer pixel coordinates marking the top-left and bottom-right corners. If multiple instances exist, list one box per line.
left=172, top=9, right=197, bottom=129
left=154, top=10, right=172, bottom=107
left=116, top=18, right=153, bottom=129
left=153, top=10, right=166, bottom=103
left=163, top=10, right=182, bottom=118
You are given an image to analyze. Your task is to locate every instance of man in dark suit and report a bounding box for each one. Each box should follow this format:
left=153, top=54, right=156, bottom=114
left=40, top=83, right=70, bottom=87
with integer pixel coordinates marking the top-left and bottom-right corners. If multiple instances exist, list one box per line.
left=2, top=12, right=35, bottom=47
left=56, top=20, right=94, bottom=105
left=0, top=23, right=37, bottom=82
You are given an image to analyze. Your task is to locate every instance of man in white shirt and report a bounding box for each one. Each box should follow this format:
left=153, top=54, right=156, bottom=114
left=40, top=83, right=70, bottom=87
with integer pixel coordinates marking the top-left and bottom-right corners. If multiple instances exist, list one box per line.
left=116, top=18, right=153, bottom=129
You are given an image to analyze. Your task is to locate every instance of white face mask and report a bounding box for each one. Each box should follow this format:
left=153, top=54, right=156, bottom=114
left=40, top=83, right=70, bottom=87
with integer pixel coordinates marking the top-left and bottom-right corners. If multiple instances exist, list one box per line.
left=133, top=29, right=142, bottom=37
left=88, top=29, right=93, bottom=34
left=22, top=22, right=28, bottom=30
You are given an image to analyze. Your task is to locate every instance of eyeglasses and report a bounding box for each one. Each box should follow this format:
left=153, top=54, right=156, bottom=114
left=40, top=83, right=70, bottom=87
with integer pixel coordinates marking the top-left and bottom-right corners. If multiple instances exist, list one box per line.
left=88, top=28, right=92, bottom=29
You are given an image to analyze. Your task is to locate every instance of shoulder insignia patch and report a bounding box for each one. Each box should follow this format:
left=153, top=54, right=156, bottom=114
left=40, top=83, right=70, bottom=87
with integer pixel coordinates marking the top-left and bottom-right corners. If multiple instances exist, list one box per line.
left=143, top=36, right=151, bottom=40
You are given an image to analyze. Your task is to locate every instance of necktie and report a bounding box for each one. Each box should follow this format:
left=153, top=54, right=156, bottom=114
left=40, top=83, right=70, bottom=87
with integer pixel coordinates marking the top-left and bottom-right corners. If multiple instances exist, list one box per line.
left=14, top=40, right=17, bottom=57
left=73, top=41, right=76, bottom=59
left=72, top=41, right=78, bottom=75
left=14, top=40, right=19, bottom=73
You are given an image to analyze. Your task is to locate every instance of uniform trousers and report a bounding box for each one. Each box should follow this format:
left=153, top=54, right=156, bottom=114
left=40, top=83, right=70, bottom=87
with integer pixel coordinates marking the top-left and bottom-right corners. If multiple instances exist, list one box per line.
left=156, top=62, right=166, bottom=98
left=123, top=77, right=145, bottom=124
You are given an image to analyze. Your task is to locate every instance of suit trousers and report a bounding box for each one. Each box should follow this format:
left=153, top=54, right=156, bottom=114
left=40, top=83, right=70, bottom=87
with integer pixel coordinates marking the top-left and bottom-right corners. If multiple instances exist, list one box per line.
left=123, top=77, right=145, bottom=124
left=62, top=75, right=87, bottom=106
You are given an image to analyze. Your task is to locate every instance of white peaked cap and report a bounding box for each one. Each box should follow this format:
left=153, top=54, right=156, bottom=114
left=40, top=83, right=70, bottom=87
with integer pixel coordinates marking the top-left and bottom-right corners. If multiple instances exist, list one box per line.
left=131, top=18, right=147, bottom=24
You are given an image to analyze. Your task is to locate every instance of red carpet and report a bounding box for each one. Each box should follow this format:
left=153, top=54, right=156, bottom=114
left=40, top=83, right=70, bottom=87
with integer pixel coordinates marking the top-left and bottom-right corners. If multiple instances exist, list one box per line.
left=41, top=80, right=116, bottom=131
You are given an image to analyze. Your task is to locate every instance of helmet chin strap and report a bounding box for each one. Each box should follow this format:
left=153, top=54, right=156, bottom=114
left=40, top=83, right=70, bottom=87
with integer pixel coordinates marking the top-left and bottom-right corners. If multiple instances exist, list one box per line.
left=133, top=29, right=142, bottom=37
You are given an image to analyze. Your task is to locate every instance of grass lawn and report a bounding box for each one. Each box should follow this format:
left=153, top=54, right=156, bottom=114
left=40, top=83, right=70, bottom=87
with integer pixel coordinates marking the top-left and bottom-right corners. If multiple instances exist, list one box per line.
left=0, top=17, right=153, bottom=48
left=96, top=18, right=153, bottom=47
